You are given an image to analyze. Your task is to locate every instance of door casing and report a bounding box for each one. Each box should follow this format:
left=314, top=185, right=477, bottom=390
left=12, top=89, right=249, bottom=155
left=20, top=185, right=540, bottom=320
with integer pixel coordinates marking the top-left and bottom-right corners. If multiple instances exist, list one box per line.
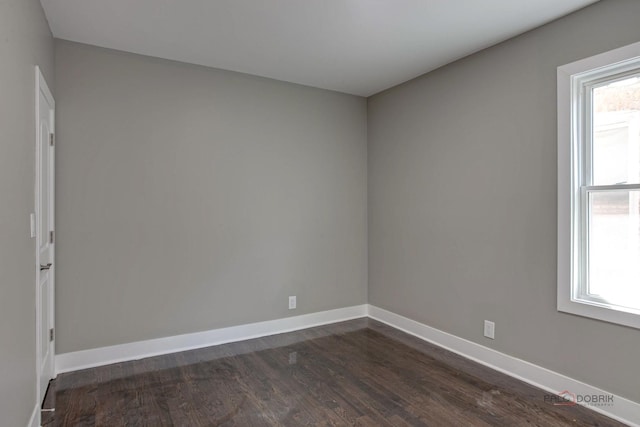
left=35, top=65, right=55, bottom=416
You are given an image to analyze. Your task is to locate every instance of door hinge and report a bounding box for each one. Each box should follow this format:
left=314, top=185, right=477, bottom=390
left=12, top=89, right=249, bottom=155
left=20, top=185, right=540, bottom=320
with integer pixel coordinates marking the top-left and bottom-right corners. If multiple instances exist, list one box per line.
left=49, top=328, right=54, bottom=342
left=49, top=230, right=54, bottom=244
left=49, top=133, right=54, bottom=146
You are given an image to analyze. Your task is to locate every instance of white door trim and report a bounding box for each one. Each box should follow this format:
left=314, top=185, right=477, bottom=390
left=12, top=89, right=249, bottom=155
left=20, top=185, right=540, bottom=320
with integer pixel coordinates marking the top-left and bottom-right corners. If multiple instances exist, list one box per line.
left=35, top=65, right=55, bottom=426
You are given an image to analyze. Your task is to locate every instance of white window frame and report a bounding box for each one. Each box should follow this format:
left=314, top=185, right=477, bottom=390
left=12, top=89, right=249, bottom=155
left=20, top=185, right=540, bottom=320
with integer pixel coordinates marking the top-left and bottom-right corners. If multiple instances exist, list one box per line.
left=558, top=40, right=640, bottom=330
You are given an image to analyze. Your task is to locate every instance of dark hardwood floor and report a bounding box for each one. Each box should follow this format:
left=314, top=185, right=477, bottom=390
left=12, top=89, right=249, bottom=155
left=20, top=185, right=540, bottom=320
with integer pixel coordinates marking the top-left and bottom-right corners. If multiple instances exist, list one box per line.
left=43, top=319, right=623, bottom=426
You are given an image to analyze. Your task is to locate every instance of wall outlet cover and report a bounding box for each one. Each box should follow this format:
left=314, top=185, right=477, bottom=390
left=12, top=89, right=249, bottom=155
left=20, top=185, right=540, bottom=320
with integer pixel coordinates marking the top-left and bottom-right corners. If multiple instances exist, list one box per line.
left=484, top=320, right=495, bottom=339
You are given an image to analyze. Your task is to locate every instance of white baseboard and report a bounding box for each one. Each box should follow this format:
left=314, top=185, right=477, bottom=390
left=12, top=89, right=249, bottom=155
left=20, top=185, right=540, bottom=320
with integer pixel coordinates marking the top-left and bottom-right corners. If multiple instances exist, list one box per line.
left=27, top=402, right=39, bottom=427
left=55, top=304, right=368, bottom=374
left=368, top=305, right=640, bottom=427
left=54, top=303, right=639, bottom=426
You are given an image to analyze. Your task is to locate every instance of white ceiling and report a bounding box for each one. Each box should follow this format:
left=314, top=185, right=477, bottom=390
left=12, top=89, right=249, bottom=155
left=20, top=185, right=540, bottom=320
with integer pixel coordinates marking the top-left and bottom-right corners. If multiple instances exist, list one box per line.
left=41, top=0, right=598, bottom=96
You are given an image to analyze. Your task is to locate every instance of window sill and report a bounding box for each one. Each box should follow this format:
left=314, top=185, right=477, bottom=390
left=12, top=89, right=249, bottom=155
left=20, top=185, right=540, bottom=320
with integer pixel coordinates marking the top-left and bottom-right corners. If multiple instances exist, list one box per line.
left=557, top=295, right=640, bottom=330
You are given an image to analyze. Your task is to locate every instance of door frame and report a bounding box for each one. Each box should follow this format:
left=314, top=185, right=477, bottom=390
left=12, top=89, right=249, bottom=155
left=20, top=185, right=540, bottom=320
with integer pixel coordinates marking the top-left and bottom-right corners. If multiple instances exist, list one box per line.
left=35, top=65, right=55, bottom=413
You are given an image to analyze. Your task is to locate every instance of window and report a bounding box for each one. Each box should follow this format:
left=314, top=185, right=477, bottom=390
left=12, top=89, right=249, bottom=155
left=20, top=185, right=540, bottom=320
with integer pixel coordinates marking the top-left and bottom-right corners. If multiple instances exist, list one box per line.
left=558, top=41, right=640, bottom=329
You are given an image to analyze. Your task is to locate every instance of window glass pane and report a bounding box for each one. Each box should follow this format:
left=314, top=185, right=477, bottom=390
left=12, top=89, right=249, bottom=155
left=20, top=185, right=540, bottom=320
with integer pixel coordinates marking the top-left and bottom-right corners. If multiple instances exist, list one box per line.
left=588, top=190, right=640, bottom=310
left=592, top=75, right=640, bottom=185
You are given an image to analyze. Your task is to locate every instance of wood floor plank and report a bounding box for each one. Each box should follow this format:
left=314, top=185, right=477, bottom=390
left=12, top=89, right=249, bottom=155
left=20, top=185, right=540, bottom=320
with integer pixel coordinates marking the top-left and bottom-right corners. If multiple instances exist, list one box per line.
left=47, top=319, right=625, bottom=426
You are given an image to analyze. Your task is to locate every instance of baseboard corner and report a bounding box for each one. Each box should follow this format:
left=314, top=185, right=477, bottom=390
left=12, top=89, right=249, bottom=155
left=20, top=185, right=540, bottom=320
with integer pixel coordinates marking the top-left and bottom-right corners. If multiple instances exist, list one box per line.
left=367, top=304, right=640, bottom=427
left=55, top=304, right=368, bottom=375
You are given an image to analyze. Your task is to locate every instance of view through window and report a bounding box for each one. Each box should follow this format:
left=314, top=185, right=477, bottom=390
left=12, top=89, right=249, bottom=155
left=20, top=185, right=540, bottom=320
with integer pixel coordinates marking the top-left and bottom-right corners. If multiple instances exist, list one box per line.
left=588, top=75, right=640, bottom=311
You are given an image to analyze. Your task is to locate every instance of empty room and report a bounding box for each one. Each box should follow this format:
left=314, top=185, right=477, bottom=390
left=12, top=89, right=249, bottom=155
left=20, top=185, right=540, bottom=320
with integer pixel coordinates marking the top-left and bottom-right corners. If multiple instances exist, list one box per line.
left=2, top=0, right=640, bottom=425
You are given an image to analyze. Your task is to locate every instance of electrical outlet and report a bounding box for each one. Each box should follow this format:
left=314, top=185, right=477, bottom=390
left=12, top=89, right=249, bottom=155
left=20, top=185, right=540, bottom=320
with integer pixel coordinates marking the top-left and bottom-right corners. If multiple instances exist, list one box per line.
left=288, top=295, right=296, bottom=310
left=484, top=320, right=495, bottom=339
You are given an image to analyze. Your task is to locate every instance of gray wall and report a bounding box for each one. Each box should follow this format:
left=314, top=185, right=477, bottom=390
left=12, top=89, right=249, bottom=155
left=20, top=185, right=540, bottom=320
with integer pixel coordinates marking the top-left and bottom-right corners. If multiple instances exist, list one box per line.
left=368, top=0, right=640, bottom=403
left=55, top=40, right=368, bottom=354
left=0, top=0, right=54, bottom=425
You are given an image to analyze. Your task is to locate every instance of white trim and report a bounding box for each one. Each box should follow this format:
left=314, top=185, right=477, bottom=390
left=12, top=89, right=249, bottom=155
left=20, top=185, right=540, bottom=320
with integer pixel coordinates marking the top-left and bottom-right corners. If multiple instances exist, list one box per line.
left=34, top=65, right=55, bottom=426
left=557, top=40, right=640, bottom=330
left=36, top=66, right=54, bottom=107
left=558, top=41, right=640, bottom=77
left=27, top=402, right=39, bottom=427
left=54, top=304, right=639, bottom=425
left=583, top=184, right=640, bottom=191
left=557, top=62, right=575, bottom=324
left=55, top=305, right=368, bottom=374
left=368, top=305, right=640, bottom=427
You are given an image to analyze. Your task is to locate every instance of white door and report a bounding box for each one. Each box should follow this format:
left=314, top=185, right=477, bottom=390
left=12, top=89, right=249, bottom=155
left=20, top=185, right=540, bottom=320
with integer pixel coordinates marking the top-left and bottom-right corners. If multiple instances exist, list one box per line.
left=36, top=66, right=55, bottom=404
